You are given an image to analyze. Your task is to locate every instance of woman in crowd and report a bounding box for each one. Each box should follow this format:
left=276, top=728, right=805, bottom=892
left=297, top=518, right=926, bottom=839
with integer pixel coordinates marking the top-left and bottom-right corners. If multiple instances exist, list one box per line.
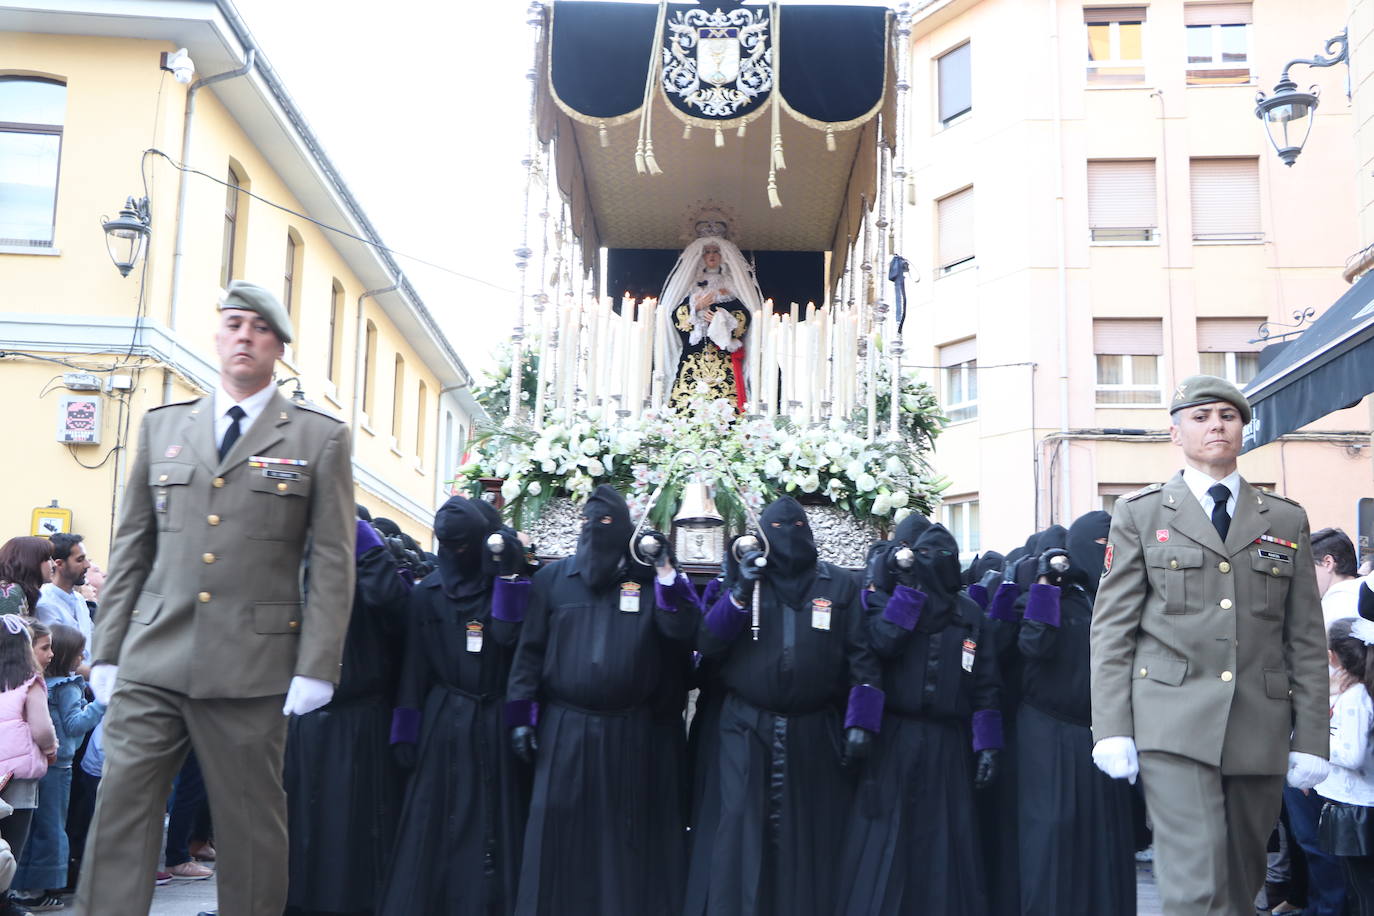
left=0, top=540, right=54, bottom=618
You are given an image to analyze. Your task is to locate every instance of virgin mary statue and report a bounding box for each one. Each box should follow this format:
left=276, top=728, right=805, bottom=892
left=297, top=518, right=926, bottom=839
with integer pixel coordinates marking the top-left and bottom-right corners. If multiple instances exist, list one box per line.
left=654, top=230, right=765, bottom=415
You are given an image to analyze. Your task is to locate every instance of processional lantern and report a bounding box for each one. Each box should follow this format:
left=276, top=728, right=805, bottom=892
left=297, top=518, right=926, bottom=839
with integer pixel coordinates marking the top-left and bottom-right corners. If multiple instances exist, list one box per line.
left=673, top=480, right=726, bottom=565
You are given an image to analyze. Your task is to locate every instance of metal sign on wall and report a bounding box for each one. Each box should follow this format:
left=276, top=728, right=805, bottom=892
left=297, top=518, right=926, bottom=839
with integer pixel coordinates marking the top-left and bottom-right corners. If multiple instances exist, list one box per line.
left=57, top=395, right=100, bottom=445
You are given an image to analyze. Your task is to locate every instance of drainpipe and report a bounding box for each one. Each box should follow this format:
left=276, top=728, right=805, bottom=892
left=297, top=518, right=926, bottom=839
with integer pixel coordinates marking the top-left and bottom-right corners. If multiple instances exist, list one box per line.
left=1050, top=0, right=1070, bottom=525
left=352, top=275, right=403, bottom=441
left=162, top=47, right=257, bottom=404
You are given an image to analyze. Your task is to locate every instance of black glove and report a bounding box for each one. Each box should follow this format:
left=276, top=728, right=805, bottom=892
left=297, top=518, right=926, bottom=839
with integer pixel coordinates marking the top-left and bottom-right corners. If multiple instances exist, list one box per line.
left=511, top=725, right=538, bottom=763
left=731, top=549, right=766, bottom=606
left=490, top=530, right=524, bottom=577
left=640, top=530, right=675, bottom=571
left=841, top=727, right=872, bottom=768
left=886, top=545, right=920, bottom=589
left=1036, top=548, right=1071, bottom=587
left=392, top=742, right=417, bottom=770
left=974, top=748, right=999, bottom=789
left=978, top=568, right=1003, bottom=593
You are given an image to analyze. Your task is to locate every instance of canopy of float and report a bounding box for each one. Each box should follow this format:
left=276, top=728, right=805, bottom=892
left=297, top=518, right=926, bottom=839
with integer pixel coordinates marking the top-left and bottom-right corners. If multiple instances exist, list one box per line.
left=534, top=1, right=896, bottom=293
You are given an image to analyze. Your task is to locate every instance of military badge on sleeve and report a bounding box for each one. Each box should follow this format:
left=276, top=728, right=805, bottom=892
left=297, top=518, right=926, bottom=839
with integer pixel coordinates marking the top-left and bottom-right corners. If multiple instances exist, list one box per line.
left=1102, top=544, right=1114, bottom=577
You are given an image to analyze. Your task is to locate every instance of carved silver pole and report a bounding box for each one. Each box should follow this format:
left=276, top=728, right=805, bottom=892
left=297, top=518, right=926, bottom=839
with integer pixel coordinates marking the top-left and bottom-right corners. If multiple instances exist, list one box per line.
left=509, top=4, right=543, bottom=426
left=532, top=149, right=554, bottom=431
left=889, top=3, right=912, bottom=442
left=859, top=193, right=877, bottom=441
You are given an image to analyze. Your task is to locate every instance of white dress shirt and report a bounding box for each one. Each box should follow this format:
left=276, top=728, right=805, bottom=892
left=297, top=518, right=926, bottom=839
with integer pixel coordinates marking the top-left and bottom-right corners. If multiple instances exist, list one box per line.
left=212, top=382, right=276, bottom=450
left=1181, top=466, right=1241, bottom=520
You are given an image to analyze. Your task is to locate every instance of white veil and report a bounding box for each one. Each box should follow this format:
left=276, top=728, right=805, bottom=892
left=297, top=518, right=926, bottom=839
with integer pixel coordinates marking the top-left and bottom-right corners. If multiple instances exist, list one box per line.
left=653, top=236, right=765, bottom=407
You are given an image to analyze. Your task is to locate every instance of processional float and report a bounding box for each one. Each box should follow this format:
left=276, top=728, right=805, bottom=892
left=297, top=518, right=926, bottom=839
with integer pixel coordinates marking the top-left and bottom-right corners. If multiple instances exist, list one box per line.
left=467, top=0, right=942, bottom=570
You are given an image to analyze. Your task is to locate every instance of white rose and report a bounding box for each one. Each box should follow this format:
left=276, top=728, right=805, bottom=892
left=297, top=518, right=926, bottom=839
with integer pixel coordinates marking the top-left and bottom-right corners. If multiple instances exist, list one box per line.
left=885, top=456, right=905, bottom=477
left=856, top=472, right=877, bottom=493
left=585, top=458, right=605, bottom=477
left=823, top=440, right=845, bottom=459
left=845, top=460, right=866, bottom=481
left=872, top=493, right=892, bottom=516
left=581, top=438, right=600, bottom=456
left=893, top=507, right=911, bottom=524
left=763, top=456, right=784, bottom=478
left=501, top=478, right=522, bottom=500
left=889, top=489, right=909, bottom=508
left=526, top=480, right=543, bottom=496
left=800, top=472, right=820, bottom=494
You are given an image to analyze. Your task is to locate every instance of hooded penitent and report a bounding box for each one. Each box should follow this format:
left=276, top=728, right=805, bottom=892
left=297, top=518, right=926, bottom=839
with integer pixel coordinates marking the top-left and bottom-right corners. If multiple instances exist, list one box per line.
left=434, top=496, right=503, bottom=599
left=574, top=484, right=635, bottom=591
left=866, top=513, right=932, bottom=593
left=1066, top=510, right=1111, bottom=597
left=913, top=524, right=963, bottom=609
left=759, top=497, right=819, bottom=607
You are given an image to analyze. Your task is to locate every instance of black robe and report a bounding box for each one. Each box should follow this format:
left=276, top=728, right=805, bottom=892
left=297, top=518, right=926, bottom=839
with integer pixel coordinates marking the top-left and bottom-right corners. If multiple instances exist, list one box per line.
left=837, top=587, right=1001, bottom=916
left=506, top=557, right=700, bottom=916
left=686, top=562, right=880, bottom=916
left=1017, top=584, right=1134, bottom=915
left=284, top=544, right=412, bottom=914
left=375, top=571, right=528, bottom=916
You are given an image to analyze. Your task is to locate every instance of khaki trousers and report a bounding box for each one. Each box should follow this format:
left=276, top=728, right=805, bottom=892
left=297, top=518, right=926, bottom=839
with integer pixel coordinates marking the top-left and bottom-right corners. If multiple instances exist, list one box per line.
left=74, top=680, right=288, bottom=916
left=1138, top=750, right=1284, bottom=916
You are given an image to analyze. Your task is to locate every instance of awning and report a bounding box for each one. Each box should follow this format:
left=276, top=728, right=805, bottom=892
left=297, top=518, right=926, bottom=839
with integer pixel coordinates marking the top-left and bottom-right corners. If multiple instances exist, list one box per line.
left=1241, top=270, right=1374, bottom=452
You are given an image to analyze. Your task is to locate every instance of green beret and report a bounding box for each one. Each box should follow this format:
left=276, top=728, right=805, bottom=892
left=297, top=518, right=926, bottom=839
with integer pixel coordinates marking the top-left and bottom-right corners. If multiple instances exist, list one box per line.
left=218, top=280, right=293, bottom=344
left=1169, top=374, right=1251, bottom=425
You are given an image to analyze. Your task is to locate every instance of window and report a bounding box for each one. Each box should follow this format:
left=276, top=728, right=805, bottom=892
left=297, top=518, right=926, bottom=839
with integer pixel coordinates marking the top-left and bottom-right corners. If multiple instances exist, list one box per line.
left=1190, top=158, right=1261, bottom=241
left=0, top=77, right=65, bottom=247
left=362, top=321, right=377, bottom=420
left=940, top=338, right=978, bottom=422
left=1085, top=7, right=1146, bottom=84
left=937, top=187, right=974, bottom=273
left=283, top=231, right=301, bottom=319
left=391, top=354, right=406, bottom=442
left=1088, top=160, right=1157, bottom=242
left=416, top=380, right=428, bottom=459
left=1100, top=484, right=1149, bottom=513
left=1197, top=317, right=1261, bottom=385
left=941, top=498, right=980, bottom=555
left=937, top=43, right=972, bottom=126
left=1094, top=318, right=1164, bottom=405
left=327, top=281, right=343, bottom=384
left=1185, top=3, right=1252, bottom=85
left=221, top=163, right=247, bottom=287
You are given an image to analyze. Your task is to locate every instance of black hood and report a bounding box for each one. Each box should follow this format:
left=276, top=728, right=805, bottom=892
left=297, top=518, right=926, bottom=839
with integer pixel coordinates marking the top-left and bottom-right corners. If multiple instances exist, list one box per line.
left=1068, top=510, right=1112, bottom=596
left=1013, top=531, right=1044, bottom=590
left=760, top=497, right=819, bottom=606
left=964, top=550, right=1005, bottom=586
left=434, top=497, right=502, bottom=599
left=913, top=523, right=963, bottom=606
left=574, top=485, right=634, bottom=591
left=892, top=512, right=932, bottom=548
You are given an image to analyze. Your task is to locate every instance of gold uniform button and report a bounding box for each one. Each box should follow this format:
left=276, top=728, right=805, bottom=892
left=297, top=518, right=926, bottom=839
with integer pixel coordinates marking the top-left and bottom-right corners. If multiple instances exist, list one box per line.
left=213, top=477, right=225, bottom=488
left=202, top=553, right=215, bottom=564
left=288, top=621, right=299, bottom=630
left=158, top=474, right=168, bottom=483
left=1218, top=561, right=1231, bottom=574
left=1169, top=559, right=1179, bottom=569
left=131, top=609, right=140, bottom=617
left=1221, top=671, right=1233, bottom=682
left=1220, top=598, right=1233, bottom=610
left=1139, top=668, right=1148, bottom=677
left=276, top=482, right=288, bottom=492
left=1271, top=567, right=1281, bottom=576
left=207, top=515, right=220, bottom=526
left=198, top=591, right=211, bottom=603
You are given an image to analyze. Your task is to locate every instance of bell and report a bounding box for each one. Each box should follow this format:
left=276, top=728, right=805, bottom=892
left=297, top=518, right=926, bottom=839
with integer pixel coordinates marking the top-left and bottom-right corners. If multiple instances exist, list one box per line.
left=672, top=480, right=726, bottom=565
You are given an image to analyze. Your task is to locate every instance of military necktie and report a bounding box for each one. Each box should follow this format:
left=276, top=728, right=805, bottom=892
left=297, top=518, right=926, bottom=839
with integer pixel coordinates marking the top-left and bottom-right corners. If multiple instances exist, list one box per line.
left=1208, top=483, right=1231, bottom=541
left=219, top=405, right=246, bottom=461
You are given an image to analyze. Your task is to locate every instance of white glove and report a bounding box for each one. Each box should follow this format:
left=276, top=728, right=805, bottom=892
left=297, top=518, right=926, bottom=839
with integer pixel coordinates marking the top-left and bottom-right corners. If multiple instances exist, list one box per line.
left=1092, top=736, right=1139, bottom=784
left=1287, top=751, right=1330, bottom=790
left=90, top=664, right=118, bottom=705
left=282, top=676, right=335, bottom=717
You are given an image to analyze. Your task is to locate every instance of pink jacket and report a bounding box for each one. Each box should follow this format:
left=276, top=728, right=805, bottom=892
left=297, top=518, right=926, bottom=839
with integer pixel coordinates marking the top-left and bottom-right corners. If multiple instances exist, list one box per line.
left=0, top=675, right=48, bottom=780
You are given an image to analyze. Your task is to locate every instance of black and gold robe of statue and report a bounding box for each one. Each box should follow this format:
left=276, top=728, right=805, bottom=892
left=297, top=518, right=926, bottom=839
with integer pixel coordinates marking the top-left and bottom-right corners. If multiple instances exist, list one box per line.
left=667, top=298, right=749, bottom=413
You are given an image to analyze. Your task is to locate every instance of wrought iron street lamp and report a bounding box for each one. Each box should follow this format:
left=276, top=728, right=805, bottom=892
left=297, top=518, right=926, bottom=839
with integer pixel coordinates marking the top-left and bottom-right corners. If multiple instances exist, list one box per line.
left=101, top=196, right=150, bottom=277
left=1255, top=29, right=1349, bottom=167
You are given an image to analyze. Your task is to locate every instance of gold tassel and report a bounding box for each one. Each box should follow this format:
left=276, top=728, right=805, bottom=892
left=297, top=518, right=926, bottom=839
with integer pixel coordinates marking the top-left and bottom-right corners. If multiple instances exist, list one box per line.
left=645, top=138, right=662, bottom=175
left=826, top=127, right=836, bottom=152
left=737, top=123, right=747, bottom=138
left=715, top=128, right=724, bottom=148
left=599, top=121, right=609, bottom=148
left=772, top=141, right=786, bottom=170
left=683, top=124, right=692, bottom=140
left=768, top=167, right=782, bottom=209
left=634, top=139, right=647, bottom=174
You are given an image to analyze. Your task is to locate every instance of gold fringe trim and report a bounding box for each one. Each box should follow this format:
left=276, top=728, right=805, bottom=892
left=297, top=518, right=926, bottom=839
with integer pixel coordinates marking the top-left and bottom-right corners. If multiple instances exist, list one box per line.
left=715, top=128, right=724, bottom=148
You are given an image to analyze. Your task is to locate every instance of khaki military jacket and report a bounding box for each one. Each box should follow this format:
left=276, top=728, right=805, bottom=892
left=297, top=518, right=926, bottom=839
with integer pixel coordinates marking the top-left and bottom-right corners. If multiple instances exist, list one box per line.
left=93, top=390, right=356, bottom=698
left=1089, top=472, right=1327, bottom=774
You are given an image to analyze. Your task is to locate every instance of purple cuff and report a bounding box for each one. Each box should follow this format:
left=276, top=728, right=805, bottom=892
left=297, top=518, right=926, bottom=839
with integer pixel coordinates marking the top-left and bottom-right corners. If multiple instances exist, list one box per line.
left=503, top=699, right=538, bottom=728
left=492, top=577, right=530, bottom=623
left=655, top=574, right=698, bottom=613
left=700, top=578, right=723, bottom=608
left=356, top=518, right=384, bottom=558
left=390, top=707, right=420, bottom=745
left=845, top=684, right=885, bottom=732
left=703, top=592, right=749, bottom=641
left=882, top=585, right=926, bottom=632
left=988, top=582, right=1022, bottom=622
left=967, top=583, right=989, bottom=611
left=1023, top=582, right=1061, bottom=627
left=972, top=708, right=1004, bottom=751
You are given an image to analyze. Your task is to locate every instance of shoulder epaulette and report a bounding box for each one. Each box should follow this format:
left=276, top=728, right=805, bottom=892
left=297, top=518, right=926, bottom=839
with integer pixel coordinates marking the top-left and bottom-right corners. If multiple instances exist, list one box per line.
left=147, top=397, right=202, bottom=412
left=290, top=400, right=345, bottom=422
left=1258, top=488, right=1301, bottom=507
left=1123, top=483, right=1164, bottom=503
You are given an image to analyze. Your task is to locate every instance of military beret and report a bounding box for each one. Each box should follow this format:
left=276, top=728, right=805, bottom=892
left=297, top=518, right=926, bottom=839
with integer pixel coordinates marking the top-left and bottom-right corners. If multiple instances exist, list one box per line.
left=1169, top=374, right=1251, bottom=425
left=218, top=280, right=293, bottom=344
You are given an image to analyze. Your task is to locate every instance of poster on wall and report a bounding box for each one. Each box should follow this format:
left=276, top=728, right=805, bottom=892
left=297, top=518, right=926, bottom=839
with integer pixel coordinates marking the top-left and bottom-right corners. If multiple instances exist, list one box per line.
left=57, top=396, right=101, bottom=445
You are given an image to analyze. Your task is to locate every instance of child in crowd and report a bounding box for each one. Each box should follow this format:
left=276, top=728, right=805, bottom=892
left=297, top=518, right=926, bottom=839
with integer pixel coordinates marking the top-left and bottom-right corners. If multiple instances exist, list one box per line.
left=1318, top=616, right=1374, bottom=916
left=0, top=617, right=56, bottom=916
left=12, top=625, right=103, bottom=911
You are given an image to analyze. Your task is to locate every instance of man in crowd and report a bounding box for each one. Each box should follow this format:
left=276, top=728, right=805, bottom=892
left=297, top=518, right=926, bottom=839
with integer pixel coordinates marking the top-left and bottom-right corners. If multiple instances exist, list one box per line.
left=1090, top=375, right=1329, bottom=916
left=35, top=533, right=92, bottom=673
left=76, top=281, right=355, bottom=916
left=1314, top=527, right=1363, bottom=626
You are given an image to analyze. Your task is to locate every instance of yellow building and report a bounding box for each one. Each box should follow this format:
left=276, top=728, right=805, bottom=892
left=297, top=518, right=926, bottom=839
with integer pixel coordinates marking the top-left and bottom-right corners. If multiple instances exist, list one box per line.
left=904, top=0, right=1373, bottom=554
left=0, top=0, right=482, bottom=562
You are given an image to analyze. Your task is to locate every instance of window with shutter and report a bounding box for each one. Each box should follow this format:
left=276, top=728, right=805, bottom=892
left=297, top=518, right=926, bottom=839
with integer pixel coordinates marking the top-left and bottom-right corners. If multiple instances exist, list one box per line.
left=1196, top=317, right=1262, bottom=384
left=938, top=43, right=972, bottom=125
left=1094, top=318, right=1164, bottom=405
left=940, top=339, right=978, bottom=421
left=941, top=498, right=980, bottom=556
left=1085, top=7, right=1146, bottom=83
left=938, top=187, right=975, bottom=272
left=1190, top=158, right=1261, bottom=241
left=1088, top=160, right=1157, bottom=242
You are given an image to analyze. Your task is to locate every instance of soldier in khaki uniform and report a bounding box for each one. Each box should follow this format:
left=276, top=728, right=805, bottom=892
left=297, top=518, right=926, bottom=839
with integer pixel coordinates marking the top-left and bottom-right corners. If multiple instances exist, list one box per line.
left=1089, top=375, right=1329, bottom=916
left=76, top=282, right=355, bottom=916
